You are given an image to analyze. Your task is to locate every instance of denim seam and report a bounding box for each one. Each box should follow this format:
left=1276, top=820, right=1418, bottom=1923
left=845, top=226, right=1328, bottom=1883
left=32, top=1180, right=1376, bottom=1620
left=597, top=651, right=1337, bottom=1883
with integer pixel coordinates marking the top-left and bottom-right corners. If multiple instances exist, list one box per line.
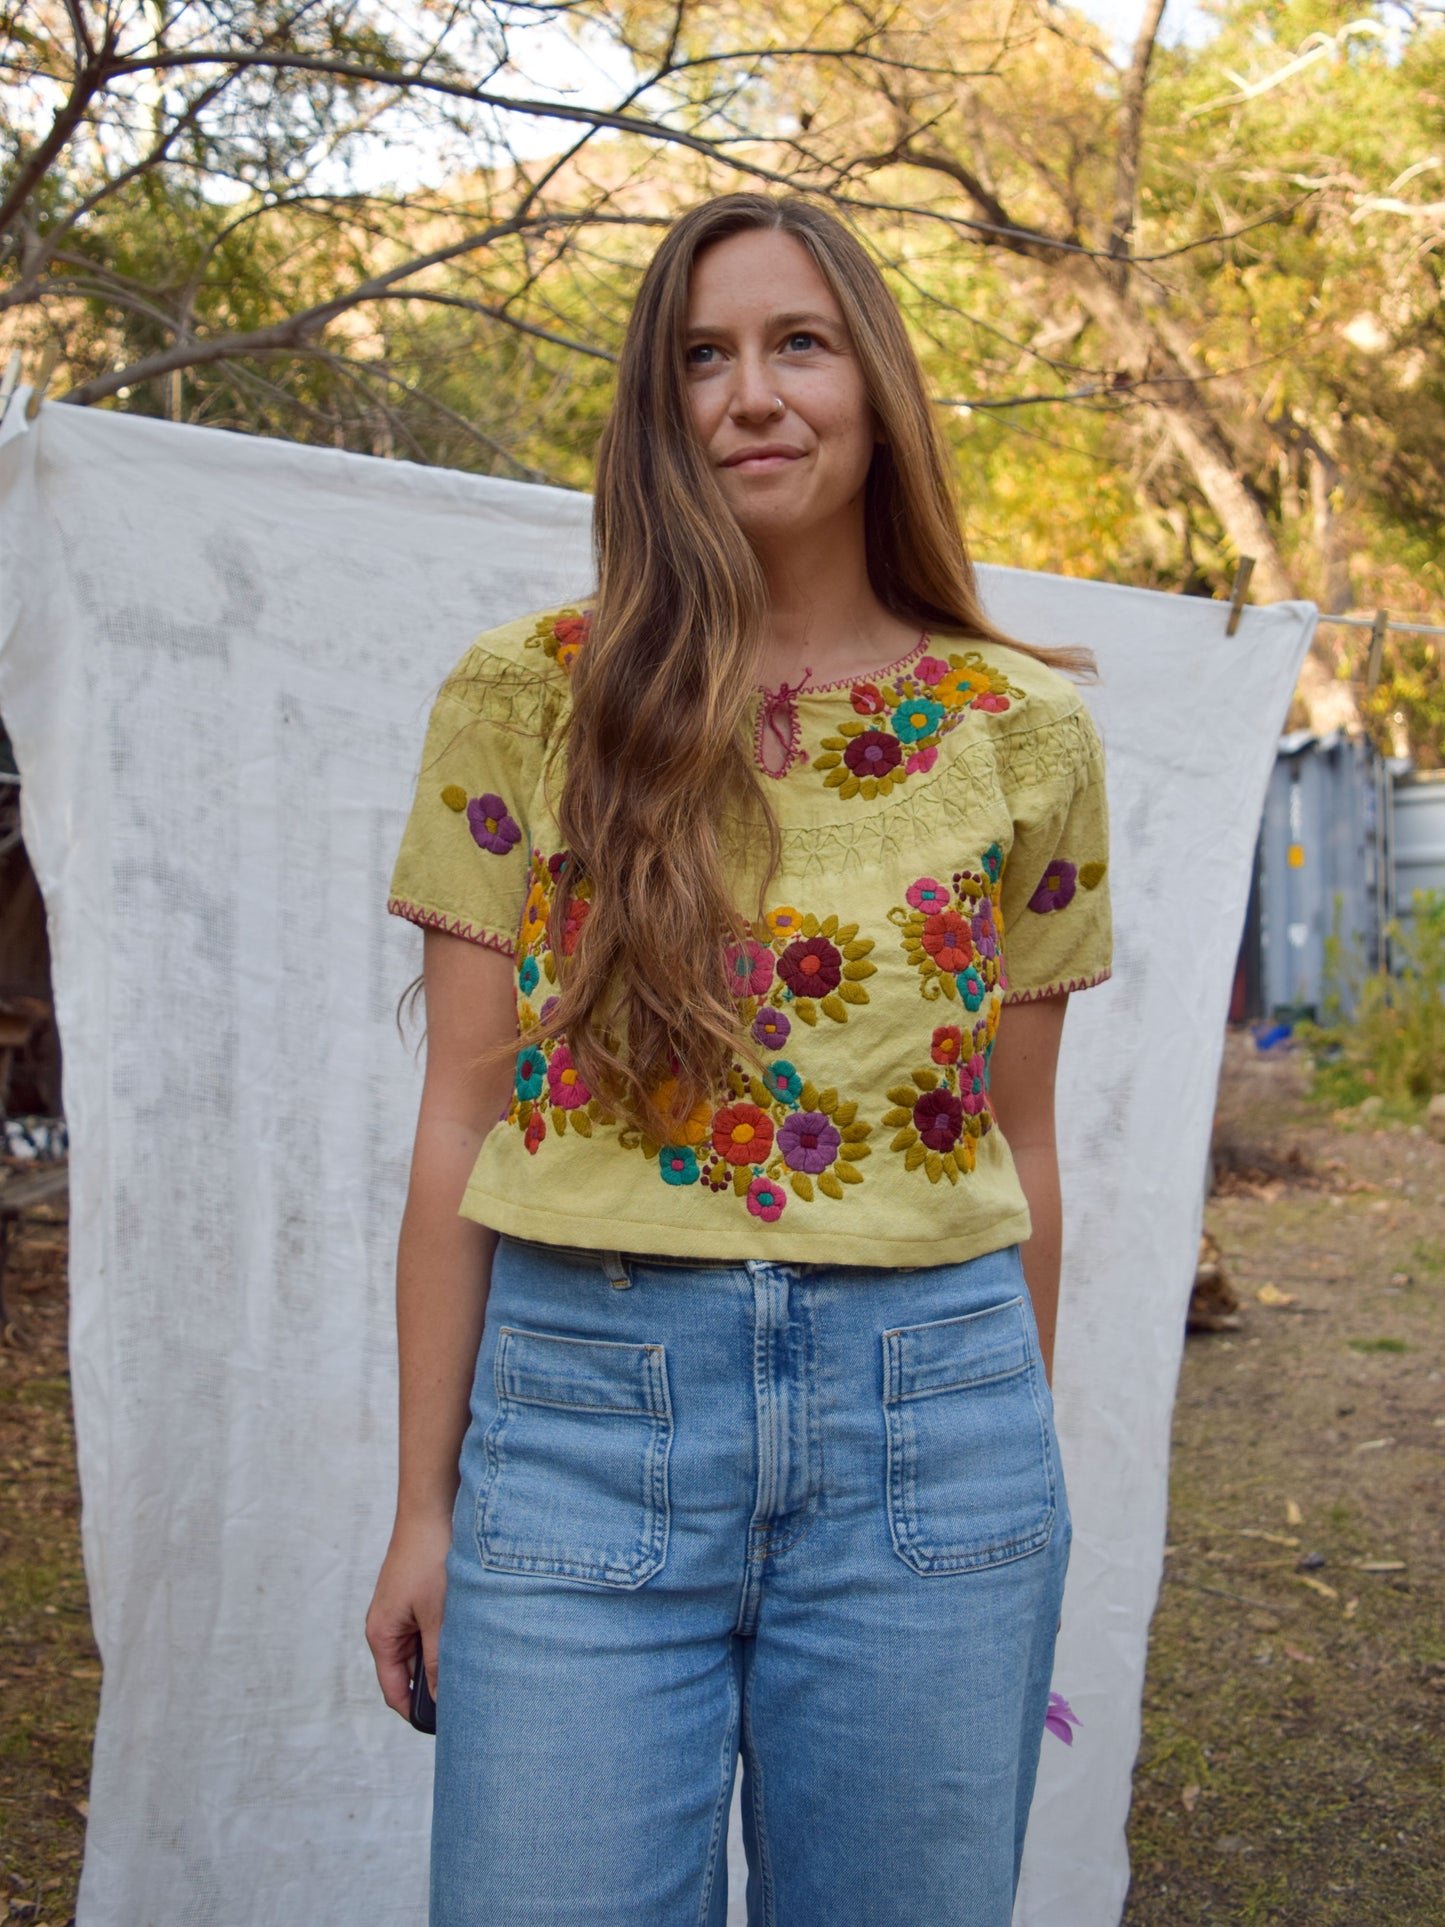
left=695, top=1642, right=742, bottom=1927
left=745, top=1281, right=823, bottom=1564
left=741, top=1677, right=777, bottom=1927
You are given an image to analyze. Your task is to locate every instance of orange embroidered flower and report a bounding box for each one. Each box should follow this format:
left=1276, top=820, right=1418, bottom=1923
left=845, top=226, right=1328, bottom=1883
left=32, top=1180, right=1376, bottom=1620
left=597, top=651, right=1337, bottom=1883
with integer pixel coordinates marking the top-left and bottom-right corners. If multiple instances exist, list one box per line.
left=712, top=1103, right=774, bottom=1167
left=920, top=909, right=973, bottom=974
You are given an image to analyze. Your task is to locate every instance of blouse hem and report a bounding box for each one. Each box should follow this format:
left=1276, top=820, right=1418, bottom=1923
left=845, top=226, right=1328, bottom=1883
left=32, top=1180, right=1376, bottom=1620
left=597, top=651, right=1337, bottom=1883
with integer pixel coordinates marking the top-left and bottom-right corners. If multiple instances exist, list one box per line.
left=387, top=896, right=517, bottom=956
left=1002, top=966, right=1112, bottom=1006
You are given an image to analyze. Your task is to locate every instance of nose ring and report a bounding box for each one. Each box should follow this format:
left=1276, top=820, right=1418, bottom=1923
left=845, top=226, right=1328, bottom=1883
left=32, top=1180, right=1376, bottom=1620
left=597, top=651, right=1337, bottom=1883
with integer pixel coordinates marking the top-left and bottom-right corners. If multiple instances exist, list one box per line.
left=770, top=396, right=784, bottom=418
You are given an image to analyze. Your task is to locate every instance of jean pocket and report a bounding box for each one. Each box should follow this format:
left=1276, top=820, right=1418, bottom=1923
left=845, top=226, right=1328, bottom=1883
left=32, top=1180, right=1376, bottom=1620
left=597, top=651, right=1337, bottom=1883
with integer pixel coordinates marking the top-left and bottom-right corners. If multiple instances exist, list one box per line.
left=882, top=1295, right=1056, bottom=1575
left=476, top=1327, right=673, bottom=1588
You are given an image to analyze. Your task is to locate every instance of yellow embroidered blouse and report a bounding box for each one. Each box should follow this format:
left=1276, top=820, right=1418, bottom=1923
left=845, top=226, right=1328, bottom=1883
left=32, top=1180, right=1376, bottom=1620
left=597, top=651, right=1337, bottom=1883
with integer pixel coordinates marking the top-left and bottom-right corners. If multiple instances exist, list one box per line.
left=388, top=606, right=1112, bottom=1267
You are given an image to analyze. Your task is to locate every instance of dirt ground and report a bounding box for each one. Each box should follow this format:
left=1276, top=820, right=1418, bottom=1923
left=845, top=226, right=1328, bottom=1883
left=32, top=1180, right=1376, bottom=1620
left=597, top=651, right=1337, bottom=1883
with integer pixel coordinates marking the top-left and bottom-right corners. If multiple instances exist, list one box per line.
left=1, top=1032, right=1442, bottom=1925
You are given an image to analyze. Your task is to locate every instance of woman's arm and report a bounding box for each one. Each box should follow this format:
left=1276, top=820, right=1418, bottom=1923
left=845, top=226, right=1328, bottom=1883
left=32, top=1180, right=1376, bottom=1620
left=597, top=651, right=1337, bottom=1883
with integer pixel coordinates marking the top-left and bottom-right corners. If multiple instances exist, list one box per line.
left=987, top=993, right=1069, bottom=1385
left=365, top=927, right=518, bottom=1715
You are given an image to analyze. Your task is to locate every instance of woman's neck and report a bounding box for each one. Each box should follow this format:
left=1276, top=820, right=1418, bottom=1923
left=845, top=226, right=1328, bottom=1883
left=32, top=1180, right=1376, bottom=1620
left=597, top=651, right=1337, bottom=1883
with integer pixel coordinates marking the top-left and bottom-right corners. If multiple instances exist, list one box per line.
left=752, top=524, right=920, bottom=691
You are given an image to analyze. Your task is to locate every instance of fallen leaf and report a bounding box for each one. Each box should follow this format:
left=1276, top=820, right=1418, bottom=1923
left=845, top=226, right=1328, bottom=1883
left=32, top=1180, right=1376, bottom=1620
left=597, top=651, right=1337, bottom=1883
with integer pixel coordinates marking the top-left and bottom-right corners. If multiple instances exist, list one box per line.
left=1181, top=1783, right=1201, bottom=1813
left=1354, top=1438, right=1393, bottom=1452
left=1344, top=1598, right=1359, bottom=1618
left=1354, top=1560, right=1407, bottom=1572
left=1295, top=1574, right=1340, bottom=1600
left=1238, top=1529, right=1301, bottom=1547
left=1256, top=1282, right=1297, bottom=1307
left=1282, top=1645, right=1317, bottom=1664
left=1285, top=1499, right=1304, bottom=1527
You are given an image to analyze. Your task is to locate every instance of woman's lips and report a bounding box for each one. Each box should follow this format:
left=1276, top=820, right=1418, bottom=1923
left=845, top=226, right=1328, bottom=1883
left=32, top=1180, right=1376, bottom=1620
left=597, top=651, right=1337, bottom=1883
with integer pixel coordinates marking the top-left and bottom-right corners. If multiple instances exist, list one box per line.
left=722, top=449, right=804, bottom=472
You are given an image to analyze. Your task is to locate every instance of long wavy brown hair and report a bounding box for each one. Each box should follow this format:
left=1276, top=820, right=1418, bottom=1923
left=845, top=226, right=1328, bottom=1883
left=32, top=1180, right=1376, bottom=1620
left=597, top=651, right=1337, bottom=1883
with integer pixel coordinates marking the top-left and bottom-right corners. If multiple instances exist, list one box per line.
left=518, top=192, right=1091, bottom=1141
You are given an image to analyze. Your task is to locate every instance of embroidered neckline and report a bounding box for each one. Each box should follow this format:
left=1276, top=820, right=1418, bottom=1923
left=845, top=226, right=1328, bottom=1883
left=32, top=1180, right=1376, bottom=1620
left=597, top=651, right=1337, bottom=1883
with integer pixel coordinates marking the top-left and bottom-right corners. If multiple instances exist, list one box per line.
left=751, top=631, right=930, bottom=780
left=751, top=630, right=929, bottom=700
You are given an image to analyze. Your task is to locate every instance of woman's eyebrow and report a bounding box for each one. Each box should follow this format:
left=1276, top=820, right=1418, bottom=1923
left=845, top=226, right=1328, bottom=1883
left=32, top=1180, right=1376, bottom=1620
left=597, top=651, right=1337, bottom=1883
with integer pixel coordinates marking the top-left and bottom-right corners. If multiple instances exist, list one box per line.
left=684, top=308, right=839, bottom=340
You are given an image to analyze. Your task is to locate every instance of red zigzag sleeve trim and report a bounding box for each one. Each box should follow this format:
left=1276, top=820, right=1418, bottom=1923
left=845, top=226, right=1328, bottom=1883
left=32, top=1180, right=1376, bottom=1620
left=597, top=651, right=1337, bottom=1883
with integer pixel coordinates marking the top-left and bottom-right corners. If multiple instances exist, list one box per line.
left=1002, top=967, right=1112, bottom=1006
left=387, top=898, right=517, bottom=957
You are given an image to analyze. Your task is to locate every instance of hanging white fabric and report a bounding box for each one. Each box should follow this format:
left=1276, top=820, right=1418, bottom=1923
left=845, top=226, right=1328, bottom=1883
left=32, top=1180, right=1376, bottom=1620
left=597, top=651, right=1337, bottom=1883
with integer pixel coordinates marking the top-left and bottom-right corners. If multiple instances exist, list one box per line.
left=0, top=398, right=1314, bottom=1927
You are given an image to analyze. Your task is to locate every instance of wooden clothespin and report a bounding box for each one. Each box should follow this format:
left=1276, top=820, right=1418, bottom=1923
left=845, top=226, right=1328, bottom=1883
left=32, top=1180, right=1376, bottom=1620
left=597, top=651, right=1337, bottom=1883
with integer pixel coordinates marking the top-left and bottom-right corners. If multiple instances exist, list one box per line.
left=1365, top=609, right=1389, bottom=692
left=0, top=349, right=21, bottom=423
left=23, top=341, right=61, bottom=421
left=1225, top=556, right=1256, bottom=636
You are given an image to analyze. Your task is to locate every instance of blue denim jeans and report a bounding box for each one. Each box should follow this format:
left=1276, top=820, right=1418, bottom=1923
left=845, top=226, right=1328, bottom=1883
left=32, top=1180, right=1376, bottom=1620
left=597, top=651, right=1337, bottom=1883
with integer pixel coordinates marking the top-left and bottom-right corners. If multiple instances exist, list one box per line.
left=430, top=1233, right=1071, bottom=1926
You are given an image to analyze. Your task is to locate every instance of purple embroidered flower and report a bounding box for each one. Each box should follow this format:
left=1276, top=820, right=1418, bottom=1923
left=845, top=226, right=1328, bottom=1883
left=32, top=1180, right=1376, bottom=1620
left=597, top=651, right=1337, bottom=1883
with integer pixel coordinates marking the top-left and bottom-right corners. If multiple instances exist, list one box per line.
left=970, top=898, right=1000, bottom=959
left=539, top=995, right=561, bottom=1024
left=778, top=936, right=843, bottom=997
left=1028, top=860, right=1077, bottom=914
left=906, top=877, right=948, bottom=912
left=915, top=655, right=949, bottom=686
left=1044, top=1693, right=1081, bottom=1745
left=746, top=1174, right=786, bottom=1221
left=905, top=744, right=938, bottom=777
left=467, top=793, right=521, bottom=856
left=751, top=1006, right=792, bottom=1051
left=778, top=1111, right=842, bottom=1174
left=725, top=937, right=775, bottom=999
left=913, top=1088, right=963, bottom=1152
left=842, top=729, right=902, bottom=778
left=960, top=1053, right=989, bottom=1116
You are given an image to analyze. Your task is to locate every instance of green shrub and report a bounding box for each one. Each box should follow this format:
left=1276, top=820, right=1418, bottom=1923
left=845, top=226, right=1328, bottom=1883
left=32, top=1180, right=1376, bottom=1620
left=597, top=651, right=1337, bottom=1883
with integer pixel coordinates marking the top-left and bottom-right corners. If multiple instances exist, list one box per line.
left=1304, top=890, right=1445, bottom=1112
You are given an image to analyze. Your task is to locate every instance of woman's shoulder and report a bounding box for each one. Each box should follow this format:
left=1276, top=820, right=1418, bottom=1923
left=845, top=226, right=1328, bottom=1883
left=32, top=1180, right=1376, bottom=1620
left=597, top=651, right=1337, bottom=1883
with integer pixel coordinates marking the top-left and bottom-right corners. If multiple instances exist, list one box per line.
left=439, top=601, right=592, bottom=730
left=951, top=637, right=1091, bottom=734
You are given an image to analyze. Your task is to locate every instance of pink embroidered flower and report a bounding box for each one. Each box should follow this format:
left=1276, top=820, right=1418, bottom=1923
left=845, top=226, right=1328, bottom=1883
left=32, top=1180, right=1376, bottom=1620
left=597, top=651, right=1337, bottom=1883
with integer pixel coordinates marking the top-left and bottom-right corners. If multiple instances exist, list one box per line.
left=913, top=1088, right=963, bottom=1152
left=850, top=683, right=886, bottom=715
left=906, top=877, right=948, bottom=912
left=1028, top=860, right=1078, bottom=914
left=546, top=1043, right=591, bottom=1109
left=466, top=794, right=521, bottom=856
left=960, top=1053, right=989, bottom=1116
left=971, top=691, right=1010, bottom=714
left=725, top=937, right=775, bottom=999
left=842, top=729, right=902, bottom=778
left=778, top=936, right=843, bottom=997
left=712, top=1103, right=774, bottom=1167
left=777, top=1111, right=841, bottom=1174
left=915, top=655, right=949, bottom=686
left=1045, top=1693, right=1081, bottom=1745
left=746, top=1174, right=786, bottom=1221
left=931, top=1025, right=963, bottom=1067
left=523, top=1112, right=546, bottom=1155
left=920, top=909, right=973, bottom=974
left=752, top=1006, right=792, bottom=1051
left=905, top=744, right=938, bottom=777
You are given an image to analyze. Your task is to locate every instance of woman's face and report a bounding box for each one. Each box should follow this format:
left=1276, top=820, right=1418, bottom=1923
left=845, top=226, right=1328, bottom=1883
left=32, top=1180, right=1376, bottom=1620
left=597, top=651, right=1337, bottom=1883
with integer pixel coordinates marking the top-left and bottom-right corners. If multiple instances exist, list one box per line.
left=683, top=228, right=877, bottom=552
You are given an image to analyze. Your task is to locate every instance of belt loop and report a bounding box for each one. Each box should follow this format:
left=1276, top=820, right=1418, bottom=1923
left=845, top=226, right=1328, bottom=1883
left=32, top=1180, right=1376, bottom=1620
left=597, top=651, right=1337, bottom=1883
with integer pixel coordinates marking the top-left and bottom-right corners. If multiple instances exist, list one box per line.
left=600, top=1248, right=631, bottom=1290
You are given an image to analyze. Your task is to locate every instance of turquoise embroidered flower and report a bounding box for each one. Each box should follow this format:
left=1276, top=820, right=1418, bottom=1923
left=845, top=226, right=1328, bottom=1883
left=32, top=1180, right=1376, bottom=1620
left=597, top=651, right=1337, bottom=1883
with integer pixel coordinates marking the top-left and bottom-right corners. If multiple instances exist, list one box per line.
left=982, top=841, right=1004, bottom=882
left=518, top=955, right=540, bottom=995
left=514, top=1045, right=547, bottom=1100
left=658, top=1145, right=700, bottom=1186
left=958, top=965, right=987, bottom=1012
left=763, top=1060, right=804, bottom=1104
left=890, top=697, right=946, bottom=744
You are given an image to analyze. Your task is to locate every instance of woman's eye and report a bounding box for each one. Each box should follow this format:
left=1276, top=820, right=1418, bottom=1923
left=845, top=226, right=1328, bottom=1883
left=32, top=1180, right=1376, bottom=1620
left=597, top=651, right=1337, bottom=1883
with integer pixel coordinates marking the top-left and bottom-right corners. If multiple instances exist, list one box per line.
left=685, top=343, right=718, bottom=366
left=785, top=332, right=818, bottom=352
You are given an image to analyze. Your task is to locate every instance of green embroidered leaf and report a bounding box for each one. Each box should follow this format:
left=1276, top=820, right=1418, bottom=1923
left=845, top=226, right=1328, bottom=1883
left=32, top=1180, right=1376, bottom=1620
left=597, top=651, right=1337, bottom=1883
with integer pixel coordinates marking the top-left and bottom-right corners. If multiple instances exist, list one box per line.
left=886, top=1084, right=918, bottom=1108
left=732, top=1165, right=751, bottom=1197
left=543, top=954, right=557, bottom=983
left=440, top=784, right=468, bottom=812
left=727, top=1067, right=747, bottom=1096
left=840, top=1121, right=870, bottom=1143
left=942, top=1151, right=958, bottom=1178
left=552, top=1108, right=567, bottom=1136
left=822, top=766, right=849, bottom=789
left=794, top=999, right=818, bottom=1026
left=891, top=1126, right=918, bottom=1151
left=879, top=771, right=899, bottom=794
left=748, top=1075, right=772, bottom=1109
left=904, top=1143, right=928, bottom=1172
left=925, top=1151, right=943, bottom=1184
left=569, top=1109, right=592, bottom=1138
left=841, top=940, right=871, bottom=961
left=799, top=1079, right=820, bottom=1111
left=833, top=1101, right=858, bottom=1126
left=819, top=735, right=848, bottom=751
left=836, top=982, right=867, bottom=1005
left=860, top=777, right=878, bottom=800
left=517, top=1099, right=533, bottom=1127
left=835, top=1161, right=863, bottom=1185
left=817, top=1088, right=839, bottom=1114
left=820, top=993, right=848, bottom=1023
left=839, top=1142, right=870, bottom=1162
left=912, top=1068, right=939, bottom=1091
left=640, top=1134, right=660, bottom=1158
left=819, top=914, right=839, bottom=938
left=800, top=913, right=820, bottom=939
left=842, top=958, right=876, bottom=981
left=883, top=1110, right=913, bottom=1132
left=818, top=1170, right=845, bottom=1199
left=791, top=1172, right=814, bottom=1201
left=1079, top=861, right=1108, bottom=890
left=751, top=918, right=772, bottom=943
left=838, top=719, right=864, bottom=738
left=618, top=1125, right=642, bottom=1149
left=839, top=775, right=860, bottom=799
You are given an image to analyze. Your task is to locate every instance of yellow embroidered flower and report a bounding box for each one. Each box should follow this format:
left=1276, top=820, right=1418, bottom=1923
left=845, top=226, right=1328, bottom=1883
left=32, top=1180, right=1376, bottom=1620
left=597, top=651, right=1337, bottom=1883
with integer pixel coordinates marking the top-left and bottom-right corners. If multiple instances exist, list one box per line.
left=652, top=1079, right=712, bottom=1147
left=764, top=905, right=804, bottom=940
left=520, top=877, right=549, bottom=946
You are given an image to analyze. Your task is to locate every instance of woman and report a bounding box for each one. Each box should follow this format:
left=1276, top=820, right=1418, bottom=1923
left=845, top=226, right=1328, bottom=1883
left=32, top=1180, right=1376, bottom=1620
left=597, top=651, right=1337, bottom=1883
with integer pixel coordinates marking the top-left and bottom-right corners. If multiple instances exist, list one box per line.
left=367, top=192, right=1111, bottom=1926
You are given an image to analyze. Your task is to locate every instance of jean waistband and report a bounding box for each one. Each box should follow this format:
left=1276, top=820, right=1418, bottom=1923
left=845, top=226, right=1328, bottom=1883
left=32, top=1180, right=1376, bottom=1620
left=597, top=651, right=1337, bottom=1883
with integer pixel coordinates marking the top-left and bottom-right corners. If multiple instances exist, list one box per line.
left=499, top=1232, right=828, bottom=1277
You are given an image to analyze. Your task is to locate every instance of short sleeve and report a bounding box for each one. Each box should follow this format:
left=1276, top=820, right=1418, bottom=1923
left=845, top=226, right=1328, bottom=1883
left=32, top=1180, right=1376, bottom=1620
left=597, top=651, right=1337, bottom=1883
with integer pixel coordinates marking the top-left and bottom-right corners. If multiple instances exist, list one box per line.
left=999, top=704, right=1112, bottom=1004
left=387, top=645, right=547, bottom=956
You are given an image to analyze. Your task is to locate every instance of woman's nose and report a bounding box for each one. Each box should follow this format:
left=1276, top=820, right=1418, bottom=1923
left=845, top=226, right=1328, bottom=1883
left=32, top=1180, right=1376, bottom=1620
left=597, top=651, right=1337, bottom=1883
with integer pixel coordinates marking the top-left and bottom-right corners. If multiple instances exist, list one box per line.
left=728, top=353, right=782, bottom=424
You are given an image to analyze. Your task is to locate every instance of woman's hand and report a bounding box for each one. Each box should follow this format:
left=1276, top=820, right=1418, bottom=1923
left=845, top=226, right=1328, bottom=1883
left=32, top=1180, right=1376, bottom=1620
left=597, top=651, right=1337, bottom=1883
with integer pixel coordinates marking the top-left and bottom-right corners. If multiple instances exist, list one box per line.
left=366, top=1506, right=455, bottom=1715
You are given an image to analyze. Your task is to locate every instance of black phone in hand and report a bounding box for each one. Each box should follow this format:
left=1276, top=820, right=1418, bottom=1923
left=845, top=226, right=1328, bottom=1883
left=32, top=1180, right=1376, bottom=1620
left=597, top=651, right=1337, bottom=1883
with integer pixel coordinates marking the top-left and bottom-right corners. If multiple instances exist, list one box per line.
left=408, top=1640, right=437, bottom=1734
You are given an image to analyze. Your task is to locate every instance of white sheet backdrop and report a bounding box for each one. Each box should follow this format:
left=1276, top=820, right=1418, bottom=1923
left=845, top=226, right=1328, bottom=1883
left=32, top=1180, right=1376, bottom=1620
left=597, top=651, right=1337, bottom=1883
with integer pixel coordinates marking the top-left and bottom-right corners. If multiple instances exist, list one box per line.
left=0, top=397, right=1314, bottom=1927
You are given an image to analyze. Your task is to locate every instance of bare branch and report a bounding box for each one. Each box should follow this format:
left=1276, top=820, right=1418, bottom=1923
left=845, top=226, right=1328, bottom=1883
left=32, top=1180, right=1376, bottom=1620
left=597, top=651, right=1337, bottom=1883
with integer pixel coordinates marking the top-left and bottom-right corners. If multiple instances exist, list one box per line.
left=1107, top=0, right=1167, bottom=272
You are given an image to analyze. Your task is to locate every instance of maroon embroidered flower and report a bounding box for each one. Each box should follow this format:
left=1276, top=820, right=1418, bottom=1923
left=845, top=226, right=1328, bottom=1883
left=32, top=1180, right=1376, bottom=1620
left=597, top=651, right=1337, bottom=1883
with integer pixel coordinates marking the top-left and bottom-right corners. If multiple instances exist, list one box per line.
left=850, top=683, right=886, bottom=716
left=725, top=937, right=775, bottom=999
left=546, top=850, right=569, bottom=880
left=523, top=1112, right=546, bottom=1155
left=752, top=1006, right=792, bottom=1051
left=842, top=729, right=902, bottom=778
left=931, top=1025, right=963, bottom=1067
left=1028, top=860, right=1078, bottom=914
left=913, top=1088, right=964, bottom=1151
left=778, top=936, right=843, bottom=997
left=920, top=909, right=973, bottom=974
left=778, top=1111, right=841, bottom=1174
left=747, top=1174, right=786, bottom=1221
left=466, top=794, right=521, bottom=856
left=960, top=1054, right=989, bottom=1116
left=712, top=1103, right=774, bottom=1167
left=546, top=1043, right=591, bottom=1110
left=970, top=898, right=1000, bottom=960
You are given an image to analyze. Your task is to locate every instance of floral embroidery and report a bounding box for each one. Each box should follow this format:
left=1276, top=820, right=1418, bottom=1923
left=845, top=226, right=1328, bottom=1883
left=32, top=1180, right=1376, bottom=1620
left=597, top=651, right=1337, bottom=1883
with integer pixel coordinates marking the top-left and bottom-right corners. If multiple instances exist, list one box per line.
left=525, top=605, right=592, bottom=674
left=1028, top=859, right=1077, bottom=913
left=815, top=651, right=1025, bottom=801
left=503, top=859, right=876, bottom=1206
left=466, top=792, right=522, bottom=856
